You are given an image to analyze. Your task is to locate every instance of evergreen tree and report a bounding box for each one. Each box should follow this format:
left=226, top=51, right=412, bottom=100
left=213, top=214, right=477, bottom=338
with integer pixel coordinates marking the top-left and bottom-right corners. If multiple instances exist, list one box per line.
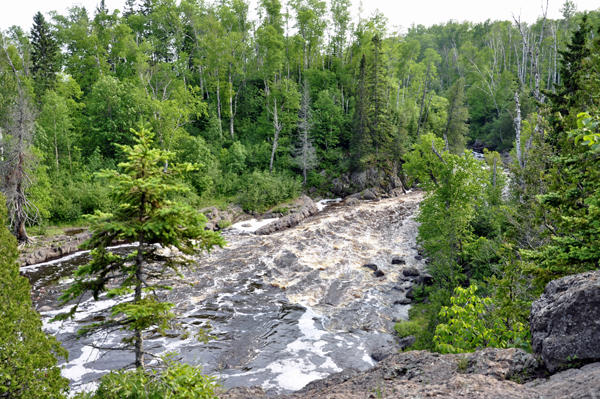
left=55, top=128, right=226, bottom=369
left=0, top=192, right=69, bottom=399
left=30, top=11, right=59, bottom=97
left=366, top=34, right=393, bottom=158
left=351, top=54, right=369, bottom=169
left=443, top=77, right=469, bottom=154
left=545, top=13, right=591, bottom=141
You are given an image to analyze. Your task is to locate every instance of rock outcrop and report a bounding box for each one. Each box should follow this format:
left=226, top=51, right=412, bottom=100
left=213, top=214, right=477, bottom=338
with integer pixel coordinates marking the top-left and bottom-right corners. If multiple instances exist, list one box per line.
left=331, top=167, right=405, bottom=198
left=530, top=269, right=600, bottom=372
left=255, top=196, right=319, bottom=235
left=221, top=348, right=600, bottom=399
left=19, top=231, right=91, bottom=266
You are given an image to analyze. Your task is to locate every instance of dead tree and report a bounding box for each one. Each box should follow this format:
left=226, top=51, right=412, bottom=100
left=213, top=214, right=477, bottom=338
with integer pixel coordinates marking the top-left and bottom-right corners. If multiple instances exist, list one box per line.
left=0, top=90, right=40, bottom=244
left=293, top=80, right=318, bottom=185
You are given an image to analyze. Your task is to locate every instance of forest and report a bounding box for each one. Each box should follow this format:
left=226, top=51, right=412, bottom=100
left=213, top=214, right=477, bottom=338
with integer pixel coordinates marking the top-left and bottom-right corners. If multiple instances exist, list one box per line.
left=1, top=0, right=600, bottom=397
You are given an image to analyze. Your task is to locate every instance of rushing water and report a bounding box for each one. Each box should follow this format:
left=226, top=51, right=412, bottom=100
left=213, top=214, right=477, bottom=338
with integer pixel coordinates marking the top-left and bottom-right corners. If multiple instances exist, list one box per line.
left=24, top=192, right=423, bottom=394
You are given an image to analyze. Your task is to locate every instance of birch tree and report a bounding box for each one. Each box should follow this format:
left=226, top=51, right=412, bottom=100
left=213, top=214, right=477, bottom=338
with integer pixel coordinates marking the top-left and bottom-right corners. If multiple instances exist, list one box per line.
left=293, top=80, right=318, bottom=184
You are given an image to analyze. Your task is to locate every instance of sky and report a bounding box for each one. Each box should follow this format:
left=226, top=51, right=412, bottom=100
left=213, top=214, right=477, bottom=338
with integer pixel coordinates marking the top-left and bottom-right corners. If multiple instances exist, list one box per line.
left=2, top=0, right=599, bottom=34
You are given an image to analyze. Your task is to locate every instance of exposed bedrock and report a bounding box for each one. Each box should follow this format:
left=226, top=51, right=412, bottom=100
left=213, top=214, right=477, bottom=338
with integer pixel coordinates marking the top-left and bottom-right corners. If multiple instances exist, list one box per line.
left=530, top=269, right=600, bottom=372
left=223, top=348, right=600, bottom=399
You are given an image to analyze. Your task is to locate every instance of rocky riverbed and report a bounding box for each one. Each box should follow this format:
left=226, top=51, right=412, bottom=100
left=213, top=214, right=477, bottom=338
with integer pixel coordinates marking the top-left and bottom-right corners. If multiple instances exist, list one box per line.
left=24, top=191, right=426, bottom=394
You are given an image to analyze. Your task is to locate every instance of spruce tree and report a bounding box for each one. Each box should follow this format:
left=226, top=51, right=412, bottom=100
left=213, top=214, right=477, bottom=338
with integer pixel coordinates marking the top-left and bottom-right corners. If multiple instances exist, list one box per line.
left=443, top=77, right=469, bottom=154
left=545, top=13, right=591, bottom=142
left=351, top=54, right=370, bottom=169
left=55, top=128, right=226, bottom=369
left=30, top=11, right=59, bottom=97
left=366, top=34, right=393, bottom=158
left=0, top=192, right=69, bottom=398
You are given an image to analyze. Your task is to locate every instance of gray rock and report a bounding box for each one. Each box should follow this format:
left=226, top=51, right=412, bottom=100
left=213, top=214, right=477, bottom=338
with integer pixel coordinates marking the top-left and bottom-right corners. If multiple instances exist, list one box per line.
left=344, top=197, right=360, bottom=207
left=362, top=264, right=378, bottom=271
left=391, top=256, right=406, bottom=265
left=373, top=270, right=385, bottom=278
left=398, top=335, right=416, bottom=350
left=415, top=273, right=434, bottom=286
left=255, top=195, right=318, bottom=235
left=362, top=189, right=377, bottom=200
left=402, top=266, right=420, bottom=277
left=394, top=298, right=412, bottom=305
left=530, top=269, right=600, bottom=372
left=371, top=346, right=398, bottom=361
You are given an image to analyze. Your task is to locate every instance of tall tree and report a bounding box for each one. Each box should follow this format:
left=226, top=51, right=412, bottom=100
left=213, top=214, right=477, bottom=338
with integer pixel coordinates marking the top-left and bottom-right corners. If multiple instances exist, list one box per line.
left=30, top=12, right=60, bottom=97
left=443, top=77, right=468, bottom=154
left=351, top=54, right=369, bottom=168
left=0, top=192, right=69, bottom=398
left=55, top=128, right=226, bottom=369
left=293, top=79, right=318, bottom=184
left=366, top=34, right=393, bottom=156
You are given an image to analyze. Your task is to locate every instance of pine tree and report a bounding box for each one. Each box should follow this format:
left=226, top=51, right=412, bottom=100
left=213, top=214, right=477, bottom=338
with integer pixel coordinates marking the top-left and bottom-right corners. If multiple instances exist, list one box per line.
left=30, top=11, right=60, bottom=97
left=351, top=54, right=370, bottom=169
left=0, top=192, right=69, bottom=398
left=366, top=34, right=394, bottom=158
left=55, top=128, right=226, bottom=369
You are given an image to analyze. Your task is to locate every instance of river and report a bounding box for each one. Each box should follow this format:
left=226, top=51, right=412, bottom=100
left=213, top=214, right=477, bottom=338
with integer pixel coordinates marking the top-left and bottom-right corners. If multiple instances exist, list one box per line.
left=22, top=191, right=423, bottom=394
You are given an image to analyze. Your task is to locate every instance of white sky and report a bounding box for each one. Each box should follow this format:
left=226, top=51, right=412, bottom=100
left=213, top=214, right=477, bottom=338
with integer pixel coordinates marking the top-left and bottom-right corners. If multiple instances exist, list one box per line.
left=2, top=0, right=599, bottom=34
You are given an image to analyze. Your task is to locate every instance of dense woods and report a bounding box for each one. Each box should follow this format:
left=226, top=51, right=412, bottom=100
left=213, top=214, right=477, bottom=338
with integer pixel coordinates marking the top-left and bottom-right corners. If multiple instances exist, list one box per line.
left=1, top=0, right=600, bottom=396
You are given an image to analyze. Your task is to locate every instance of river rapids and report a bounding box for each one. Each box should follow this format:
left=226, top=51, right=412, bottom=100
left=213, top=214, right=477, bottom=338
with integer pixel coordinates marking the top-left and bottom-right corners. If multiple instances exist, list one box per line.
left=22, top=191, right=423, bottom=394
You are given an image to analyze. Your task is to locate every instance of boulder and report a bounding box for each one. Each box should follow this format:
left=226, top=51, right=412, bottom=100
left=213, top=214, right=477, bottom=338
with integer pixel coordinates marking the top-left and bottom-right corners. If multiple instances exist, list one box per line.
left=402, top=266, right=420, bottom=277
left=362, top=189, right=377, bottom=200
left=255, top=196, right=319, bottom=235
left=391, top=256, right=406, bottom=265
left=415, top=273, right=434, bottom=286
left=373, top=270, right=385, bottom=278
left=530, top=269, right=600, bottom=372
left=362, top=264, right=378, bottom=271
left=344, top=197, right=360, bottom=207
left=398, top=335, right=416, bottom=350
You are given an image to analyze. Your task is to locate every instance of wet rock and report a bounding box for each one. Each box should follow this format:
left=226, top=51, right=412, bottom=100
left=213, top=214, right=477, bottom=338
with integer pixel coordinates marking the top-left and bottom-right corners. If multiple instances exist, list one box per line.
left=19, top=231, right=91, bottom=266
left=373, top=270, right=385, bottom=278
left=394, top=298, right=412, bottom=305
left=344, top=197, right=360, bottom=207
left=255, top=196, right=319, bottom=235
left=402, top=266, right=420, bottom=277
left=362, top=264, right=378, bottom=271
left=241, top=223, right=251, bottom=227
left=415, top=273, right=434, bottom=286
left=320, top=280, right=350, bottom=307
left=405, top=287, right=414, bottom=299
left=414, top=255, right=423, bottom=261
left=391, top=256, right=405, bottom=265
left=371, top=346, right=398, bottom=361
left=38, top=305, right=55, bottom=312
left=530, top=269, right=600, bottom=372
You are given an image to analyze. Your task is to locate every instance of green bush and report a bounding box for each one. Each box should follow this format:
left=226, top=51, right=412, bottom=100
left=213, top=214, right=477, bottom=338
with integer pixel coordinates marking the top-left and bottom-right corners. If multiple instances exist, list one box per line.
left=75, top=359, right=219, bottom=399
left=394, top=320, right=421, bottom=338
left=433, top=284, right=530, bottom=354
left=237, top=170, right=301, bottom=212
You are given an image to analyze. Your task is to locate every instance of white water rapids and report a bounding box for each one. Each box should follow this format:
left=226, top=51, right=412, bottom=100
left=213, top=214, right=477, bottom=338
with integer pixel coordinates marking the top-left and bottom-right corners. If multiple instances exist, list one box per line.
left=28, top=191, right=424, bottom=394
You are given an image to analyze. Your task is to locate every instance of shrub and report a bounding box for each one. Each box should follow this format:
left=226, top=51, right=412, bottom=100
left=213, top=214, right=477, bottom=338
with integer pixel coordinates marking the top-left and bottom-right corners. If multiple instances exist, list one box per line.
left=433, top=284, right=530, bottom=354
left=237, top=170, right=301, bottom=212
left=75, top=358, right=219, bottom=399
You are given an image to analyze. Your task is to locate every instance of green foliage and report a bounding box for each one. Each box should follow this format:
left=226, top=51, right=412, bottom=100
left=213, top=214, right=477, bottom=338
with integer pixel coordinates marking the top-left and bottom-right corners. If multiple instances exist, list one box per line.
left=55, top=128, right=226, bottom=368
left=236, top=170, right=301, bottom=212
left=522, top=111, right=600, bottom=288
left=0, top=193, right=69, bottom=398
left=75, top=355, right=219, bottom=399
left=434, top=285, right=530, bottom=354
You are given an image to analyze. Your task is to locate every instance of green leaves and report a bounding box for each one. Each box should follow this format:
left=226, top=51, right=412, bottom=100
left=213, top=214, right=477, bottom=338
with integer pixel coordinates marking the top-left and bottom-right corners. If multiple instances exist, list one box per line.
left=569, top=112, right=600, bottom=150
left=433, top=285, right=530, bottom=354
left=0, top=193, right=69, bottom=398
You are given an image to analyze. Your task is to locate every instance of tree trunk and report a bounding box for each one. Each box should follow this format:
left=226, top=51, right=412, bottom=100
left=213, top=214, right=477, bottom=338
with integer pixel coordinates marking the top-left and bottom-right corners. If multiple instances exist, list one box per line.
left=416, top=62, right=431, bottom=137
left=269, top=98, right=281, bottom=174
